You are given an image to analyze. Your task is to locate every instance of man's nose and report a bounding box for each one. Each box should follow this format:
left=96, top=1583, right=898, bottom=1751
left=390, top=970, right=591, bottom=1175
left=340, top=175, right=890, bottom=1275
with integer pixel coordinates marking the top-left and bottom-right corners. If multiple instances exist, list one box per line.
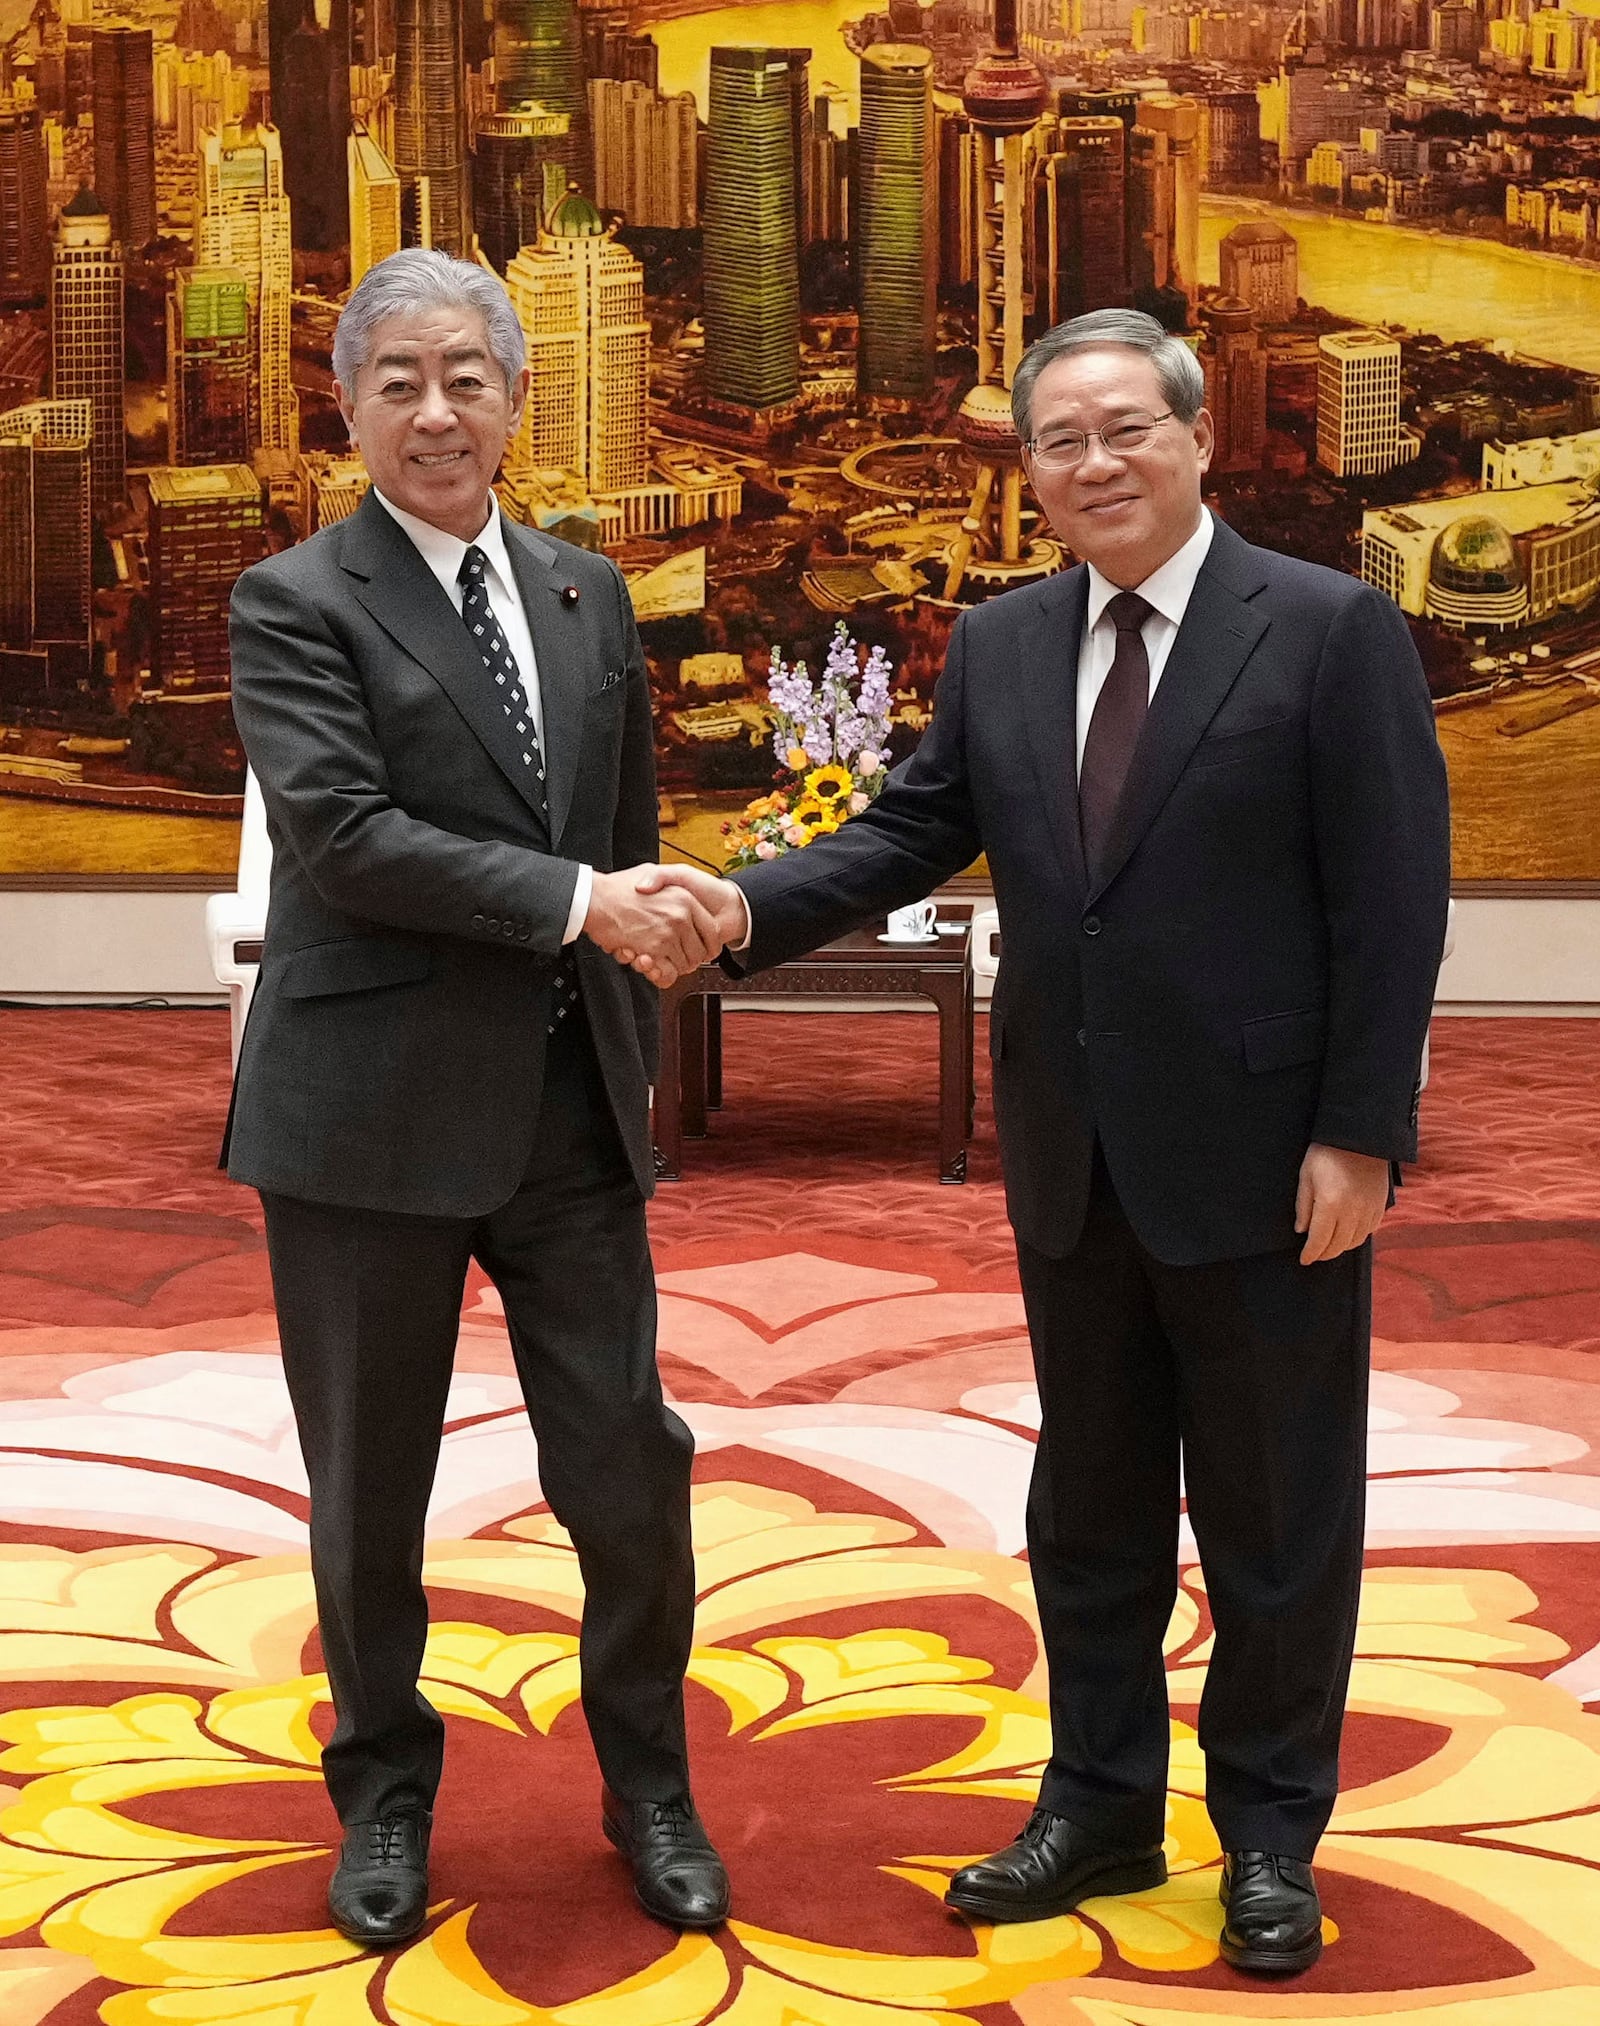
left=1075, top=431, right=1125, bottom=478
left=413, top=383, right=458, bottom=429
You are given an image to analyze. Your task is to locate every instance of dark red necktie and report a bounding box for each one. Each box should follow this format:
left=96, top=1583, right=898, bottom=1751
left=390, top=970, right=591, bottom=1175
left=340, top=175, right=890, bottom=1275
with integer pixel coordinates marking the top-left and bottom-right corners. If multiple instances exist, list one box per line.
left=1079, top=590, right=1152, bottom=877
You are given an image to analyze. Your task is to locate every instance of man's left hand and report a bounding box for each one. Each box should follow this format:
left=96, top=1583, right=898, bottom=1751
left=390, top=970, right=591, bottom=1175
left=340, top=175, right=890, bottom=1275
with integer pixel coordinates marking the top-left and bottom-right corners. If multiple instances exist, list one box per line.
left=1294, top=1143, right=1391, bottom=1265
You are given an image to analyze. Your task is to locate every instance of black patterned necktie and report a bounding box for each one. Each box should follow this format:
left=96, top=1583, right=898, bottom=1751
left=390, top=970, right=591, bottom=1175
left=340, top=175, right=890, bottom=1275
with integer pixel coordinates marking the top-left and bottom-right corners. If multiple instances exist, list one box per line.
left=456, top=542, right=579, bottom=1036
left=1079, top=590, right=1152, bottom=879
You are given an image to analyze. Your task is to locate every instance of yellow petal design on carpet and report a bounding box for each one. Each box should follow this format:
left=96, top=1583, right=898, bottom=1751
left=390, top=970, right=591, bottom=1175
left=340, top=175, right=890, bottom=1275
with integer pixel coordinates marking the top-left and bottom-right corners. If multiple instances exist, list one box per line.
left=1079, top=1873, right=1223, bottom=1973
left=734, top=1917, right=1101, bottom=2007
left=685, top=1647, right=792, bottom=1731
left=0, top=1693, right=243, bottom=1773
left=100, top=1957, right=382, bottom=2024
left=384, top=1910, right=733, bottom=2026
left=421, top=1627, right=579, bottom=1701
left=42, top=1849, right=357, bottom=1985
left=0, top=1546, right=217, bottom=1641
left=754, top=1632, right=993, bottom=1702
left=0, top=1841, right=167, bottom=1938
left=206, top=1680, right=331, bottom=1768
left=716, top=1965, right=980, bottom=2026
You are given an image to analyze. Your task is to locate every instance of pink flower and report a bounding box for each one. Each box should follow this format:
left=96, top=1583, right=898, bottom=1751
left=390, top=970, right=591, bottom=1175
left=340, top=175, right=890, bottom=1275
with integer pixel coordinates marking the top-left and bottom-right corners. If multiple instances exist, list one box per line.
left=756, top=840, right=778, bottom=860
left=856, top=750, right=882, bottom=775
left=849, top=791, right=869, bottom=814
left=782, top=825, right=806, bottom=847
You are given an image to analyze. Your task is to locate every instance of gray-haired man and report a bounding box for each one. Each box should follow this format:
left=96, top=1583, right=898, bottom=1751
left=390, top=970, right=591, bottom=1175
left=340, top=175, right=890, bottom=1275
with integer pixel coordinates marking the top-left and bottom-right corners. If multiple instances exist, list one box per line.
left=223, top=249, right=729, bottom=1945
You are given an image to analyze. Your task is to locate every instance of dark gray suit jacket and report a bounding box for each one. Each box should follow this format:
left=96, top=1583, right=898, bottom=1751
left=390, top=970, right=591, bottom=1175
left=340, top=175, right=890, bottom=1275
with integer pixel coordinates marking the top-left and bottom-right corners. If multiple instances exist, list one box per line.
left=731, top=517, right=1452, bottom=1265
left=222, top=490, right=660, bottom=1216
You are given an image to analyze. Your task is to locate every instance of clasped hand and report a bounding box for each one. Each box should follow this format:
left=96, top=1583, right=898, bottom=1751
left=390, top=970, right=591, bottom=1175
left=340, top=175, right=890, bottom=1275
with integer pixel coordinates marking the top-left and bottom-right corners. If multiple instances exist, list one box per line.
left=583, top=865, right=747, bottom=988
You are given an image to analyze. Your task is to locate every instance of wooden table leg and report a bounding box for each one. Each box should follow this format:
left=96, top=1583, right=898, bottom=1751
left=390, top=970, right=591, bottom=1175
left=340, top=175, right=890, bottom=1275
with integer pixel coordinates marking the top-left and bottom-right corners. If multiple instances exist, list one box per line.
left=653, top=982, right=687, bottom=1180
left=706, top=995, right=723, bottom=1110
left=934, top=975, right=969, bottom=1184
left=681, top=991, right=708, bottom=1138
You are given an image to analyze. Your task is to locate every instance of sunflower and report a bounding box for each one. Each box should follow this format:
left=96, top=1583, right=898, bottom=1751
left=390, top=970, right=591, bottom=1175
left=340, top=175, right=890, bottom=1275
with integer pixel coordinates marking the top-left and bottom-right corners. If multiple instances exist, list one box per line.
left=794, top=796, right=843, bottom=838
left=804, top=763, right=853, bottom=805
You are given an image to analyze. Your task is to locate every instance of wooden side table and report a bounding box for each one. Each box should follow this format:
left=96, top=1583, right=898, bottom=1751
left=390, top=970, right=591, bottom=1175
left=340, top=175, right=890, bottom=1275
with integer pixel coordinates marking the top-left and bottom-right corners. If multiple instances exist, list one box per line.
left=653, top=912, right=975, bottom=1184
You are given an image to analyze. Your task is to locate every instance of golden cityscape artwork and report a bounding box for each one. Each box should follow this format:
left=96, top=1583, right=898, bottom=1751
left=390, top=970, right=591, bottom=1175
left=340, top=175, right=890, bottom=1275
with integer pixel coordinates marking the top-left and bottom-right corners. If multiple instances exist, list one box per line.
left=2, top=0, right=1599, bottom=879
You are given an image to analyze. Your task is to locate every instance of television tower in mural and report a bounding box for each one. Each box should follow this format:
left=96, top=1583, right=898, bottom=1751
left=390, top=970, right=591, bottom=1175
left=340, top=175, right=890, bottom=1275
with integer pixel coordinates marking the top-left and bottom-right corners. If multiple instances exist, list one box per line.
left=943, top=0, right=1060, bottom=601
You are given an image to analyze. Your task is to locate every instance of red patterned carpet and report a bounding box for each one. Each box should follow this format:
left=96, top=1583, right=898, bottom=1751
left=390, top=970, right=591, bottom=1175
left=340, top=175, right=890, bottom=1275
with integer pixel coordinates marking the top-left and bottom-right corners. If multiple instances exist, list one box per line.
left=0, top=1006, right=1598, bottom=2026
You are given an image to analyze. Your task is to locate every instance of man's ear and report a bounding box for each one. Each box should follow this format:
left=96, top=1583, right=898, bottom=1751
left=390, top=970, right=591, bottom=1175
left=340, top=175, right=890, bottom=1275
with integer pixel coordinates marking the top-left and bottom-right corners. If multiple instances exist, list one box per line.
left=332, top=378, right=358, bottom=449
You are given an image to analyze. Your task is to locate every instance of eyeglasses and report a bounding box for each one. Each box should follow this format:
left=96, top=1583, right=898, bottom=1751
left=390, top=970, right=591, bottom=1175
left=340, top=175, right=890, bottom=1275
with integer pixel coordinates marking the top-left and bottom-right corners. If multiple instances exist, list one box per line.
left=1025, top=411, right=1176, bottom=469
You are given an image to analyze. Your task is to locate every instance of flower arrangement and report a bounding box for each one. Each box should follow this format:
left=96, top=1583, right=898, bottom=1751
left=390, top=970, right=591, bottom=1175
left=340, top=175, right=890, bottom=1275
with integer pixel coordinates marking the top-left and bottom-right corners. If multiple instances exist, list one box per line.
left=722, top=623, right=894, bottom=868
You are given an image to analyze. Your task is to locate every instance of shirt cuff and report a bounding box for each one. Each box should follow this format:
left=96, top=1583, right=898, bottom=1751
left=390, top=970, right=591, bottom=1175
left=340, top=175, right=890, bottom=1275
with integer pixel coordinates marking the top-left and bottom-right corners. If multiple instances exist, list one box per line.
left=563, top=864, right=593, bottom=945
left=731, top=884, right=753, bottom=952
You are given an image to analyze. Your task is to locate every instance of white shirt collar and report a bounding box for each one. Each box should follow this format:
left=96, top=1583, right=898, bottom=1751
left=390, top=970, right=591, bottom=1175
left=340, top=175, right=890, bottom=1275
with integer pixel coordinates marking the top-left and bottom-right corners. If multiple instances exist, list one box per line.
left=1085, top=508, right=1215, bottom=633
left=371, top=488, right=517, bottom=592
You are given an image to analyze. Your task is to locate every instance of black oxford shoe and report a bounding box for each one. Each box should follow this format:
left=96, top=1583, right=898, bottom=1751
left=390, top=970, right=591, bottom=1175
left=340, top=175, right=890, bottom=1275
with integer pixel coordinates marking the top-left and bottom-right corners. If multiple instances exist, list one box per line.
left=1219, top=1850, right=1323, bottom=1975
left=602, top=1790, right=730, bottom=1928
left=945, top=1809, right=1166, bottom=1923
left=327, top=1809, right=431, bottom=1948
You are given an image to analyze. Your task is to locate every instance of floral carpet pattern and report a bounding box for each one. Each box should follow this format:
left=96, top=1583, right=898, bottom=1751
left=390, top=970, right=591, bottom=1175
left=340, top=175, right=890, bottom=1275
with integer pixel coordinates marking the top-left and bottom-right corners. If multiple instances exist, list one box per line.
left=1, top=1007, right=1598, bottom=2025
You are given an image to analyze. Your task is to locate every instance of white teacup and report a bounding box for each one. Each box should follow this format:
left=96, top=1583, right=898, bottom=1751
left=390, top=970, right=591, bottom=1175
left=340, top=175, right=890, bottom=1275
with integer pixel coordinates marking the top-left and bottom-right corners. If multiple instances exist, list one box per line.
left=886, top=900, right=938, bottom=941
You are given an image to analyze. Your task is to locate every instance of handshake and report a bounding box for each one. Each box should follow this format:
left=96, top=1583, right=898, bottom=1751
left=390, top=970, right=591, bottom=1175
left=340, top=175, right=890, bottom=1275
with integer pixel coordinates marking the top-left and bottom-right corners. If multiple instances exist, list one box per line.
left=583, top=864, right=749, bottom=989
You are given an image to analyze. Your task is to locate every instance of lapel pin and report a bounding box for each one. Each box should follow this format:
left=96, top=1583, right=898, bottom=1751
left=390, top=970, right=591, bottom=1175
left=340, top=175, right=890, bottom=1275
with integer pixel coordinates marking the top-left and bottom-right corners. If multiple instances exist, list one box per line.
left=560, top=584, right=580, bottom=606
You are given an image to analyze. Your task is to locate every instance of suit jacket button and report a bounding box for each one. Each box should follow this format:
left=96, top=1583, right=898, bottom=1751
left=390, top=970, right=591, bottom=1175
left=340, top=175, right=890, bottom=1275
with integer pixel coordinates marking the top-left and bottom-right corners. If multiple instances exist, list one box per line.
left=485, top=916, right=500, bottom=934
left=517, top=925, right=532, bottom=942
left=503, top=920, right=517, bottom=937
left=1076, top=1028, right=1087, bottom=1046
left=1083, top=915, right=1102, bottom=937
left=472, top=913, right=486, bottom=929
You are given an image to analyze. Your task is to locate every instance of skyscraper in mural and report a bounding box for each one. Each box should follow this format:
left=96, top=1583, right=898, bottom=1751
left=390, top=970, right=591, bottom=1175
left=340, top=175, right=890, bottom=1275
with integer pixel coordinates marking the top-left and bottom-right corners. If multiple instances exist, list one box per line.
left=1317, top=328, right=1403, bottom=476
left=857, top=44, right=937, bottom=402
left=168, top=268, right=253, bottom=466
left=268, top=0, right=353, bottom=254
left=394, top=0, right=470, bottom=254
left=92, top=24, right=157, bottom=249
left=0, top=400, right=93, bottom=653
left=0, top=94, right=48, bottom=308
left=197, top=122, right=297, bottom=457
left=1129, top=93, right=1200, bottom=315
left=146, top=465, right=266, bottom=692
left=474, top=104, right=573, bottom=272
left=1034, top=115, right=1128, bottom=325
left=944, top=0, right=1047, bottom=596
left=1219, top=218, right=1299, bottom=320
left=703, top=46, right=801, bottom=415
left=1203, top=296, right=1268, bottom=471
left=505, top=188, right=648, bottom=492
left=51, top=185, right=124, bottom=520
left=348, top=126, right=402, bottom=288
left=493, top=0, right=590, bottom=192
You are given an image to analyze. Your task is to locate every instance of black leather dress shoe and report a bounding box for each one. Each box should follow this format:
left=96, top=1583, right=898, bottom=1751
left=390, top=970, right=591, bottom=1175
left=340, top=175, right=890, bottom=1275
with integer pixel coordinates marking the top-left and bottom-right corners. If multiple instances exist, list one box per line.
left=327, top=1809, right=431, bottom=1948
left=944, top=1809, right=1166, bottom=1923
left=602, top=1791, right=730, bottom=1928
left=1219, top=1851, right=1323, bottom=1975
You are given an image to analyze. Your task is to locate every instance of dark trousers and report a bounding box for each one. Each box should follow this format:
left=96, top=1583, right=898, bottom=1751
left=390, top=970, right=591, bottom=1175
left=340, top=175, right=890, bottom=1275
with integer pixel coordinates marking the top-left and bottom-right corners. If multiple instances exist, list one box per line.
left=1018, top=1150, right=1370, bottom=1861
left=260, top=1015, right=696, bottom=1827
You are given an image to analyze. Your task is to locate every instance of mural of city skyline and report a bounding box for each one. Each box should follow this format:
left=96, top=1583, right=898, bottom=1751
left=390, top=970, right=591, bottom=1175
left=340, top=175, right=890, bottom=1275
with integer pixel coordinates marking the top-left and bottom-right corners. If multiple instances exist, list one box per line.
left=2, top=0, right=1599, bottom=881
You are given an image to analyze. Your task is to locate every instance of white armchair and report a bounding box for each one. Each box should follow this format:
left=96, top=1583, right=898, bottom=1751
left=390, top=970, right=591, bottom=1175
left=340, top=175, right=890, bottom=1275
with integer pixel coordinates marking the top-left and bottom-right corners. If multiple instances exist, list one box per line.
left=206, top=770, right=272, bottom=1066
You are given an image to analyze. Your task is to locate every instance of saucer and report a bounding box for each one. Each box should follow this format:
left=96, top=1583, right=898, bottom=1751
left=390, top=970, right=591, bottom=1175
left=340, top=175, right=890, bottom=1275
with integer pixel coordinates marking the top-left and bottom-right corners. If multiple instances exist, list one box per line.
left=877, top=932, right=940, bottom=945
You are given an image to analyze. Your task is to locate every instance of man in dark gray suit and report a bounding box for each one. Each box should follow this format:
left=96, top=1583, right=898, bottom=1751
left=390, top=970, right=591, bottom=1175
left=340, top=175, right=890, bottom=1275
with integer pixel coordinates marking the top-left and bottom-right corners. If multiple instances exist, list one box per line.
left=644, top=310, right=1451, bottom=1975
left=224, top=249, right=730, bottom=1947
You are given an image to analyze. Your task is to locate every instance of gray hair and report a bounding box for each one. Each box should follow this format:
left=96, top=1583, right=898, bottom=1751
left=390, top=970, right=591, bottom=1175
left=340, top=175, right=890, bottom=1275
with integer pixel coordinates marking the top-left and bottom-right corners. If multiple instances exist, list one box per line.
left=332, top=248, right=526, bottom=396
left=1012, top=308, right=1206, bottom=441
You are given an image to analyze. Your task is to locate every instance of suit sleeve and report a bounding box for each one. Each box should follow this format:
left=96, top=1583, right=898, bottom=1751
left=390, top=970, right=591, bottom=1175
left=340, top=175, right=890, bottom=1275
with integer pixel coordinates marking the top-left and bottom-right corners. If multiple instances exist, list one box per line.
left=606, top=559, right=661, bottom=1083
left=229, top=561, right=581, bottom=951
left=1307, top=584, right=1451, bottom=1163
left=726, top=612, right=984, bottom=974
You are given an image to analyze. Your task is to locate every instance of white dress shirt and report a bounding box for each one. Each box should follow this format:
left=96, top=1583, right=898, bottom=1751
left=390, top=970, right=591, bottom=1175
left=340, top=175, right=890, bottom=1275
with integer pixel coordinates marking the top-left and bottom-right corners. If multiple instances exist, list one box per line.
left=1076, top=508, right=1215, bottom=778
left=372, top=488, right=592, bottom=942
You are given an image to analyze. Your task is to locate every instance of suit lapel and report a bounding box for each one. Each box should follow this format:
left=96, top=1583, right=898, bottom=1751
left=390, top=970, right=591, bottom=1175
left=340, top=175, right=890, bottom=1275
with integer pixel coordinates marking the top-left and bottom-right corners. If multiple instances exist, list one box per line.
left=1088, top=524, right=1270, bottom=903
left=502, top=523, right=588, bottom=850
left=1018, top=566, right=1089, bottom=901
